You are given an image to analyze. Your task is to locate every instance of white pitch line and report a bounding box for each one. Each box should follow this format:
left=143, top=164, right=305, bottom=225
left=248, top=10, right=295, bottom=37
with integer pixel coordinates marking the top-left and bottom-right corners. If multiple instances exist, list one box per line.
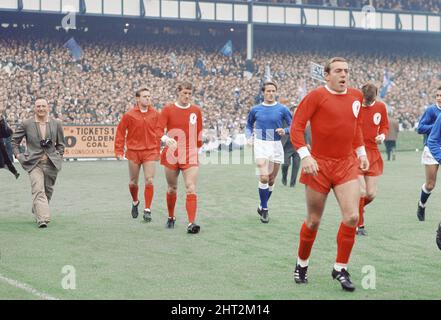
left=0, top=273, right=59, bottom=300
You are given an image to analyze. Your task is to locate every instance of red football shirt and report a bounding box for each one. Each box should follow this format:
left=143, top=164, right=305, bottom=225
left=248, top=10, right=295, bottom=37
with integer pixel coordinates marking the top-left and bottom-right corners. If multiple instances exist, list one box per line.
left=291, top=86, right=364, bottom=159
left=156, top=103, right=203, bottom=162
left=360, top=100, right=389, bottom=150
left=114, top=105, right=159, bottom=157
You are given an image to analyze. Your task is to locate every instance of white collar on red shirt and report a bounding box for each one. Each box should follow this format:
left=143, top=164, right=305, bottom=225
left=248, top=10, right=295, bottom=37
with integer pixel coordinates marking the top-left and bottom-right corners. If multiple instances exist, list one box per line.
left=135, top=104, right=149, bottom=113
left=325, top=85, right=347, bottom=95
left=363, top=101, right=376, bottom=108
left=175, top=102, right=191, bottom=109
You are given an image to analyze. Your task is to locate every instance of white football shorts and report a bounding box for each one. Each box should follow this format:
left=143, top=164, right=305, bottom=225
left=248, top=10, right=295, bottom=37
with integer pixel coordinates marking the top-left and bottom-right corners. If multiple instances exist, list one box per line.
left=254, top=139, right=284, bottom=164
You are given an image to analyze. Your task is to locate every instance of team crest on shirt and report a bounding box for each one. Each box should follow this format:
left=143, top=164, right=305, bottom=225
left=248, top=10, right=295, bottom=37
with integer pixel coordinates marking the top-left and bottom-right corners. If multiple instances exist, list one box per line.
left=189, top=113, right=197, bottom=125
left=373, top=112, right=381, bottom=125
left=352, top=101, right=361, bottom=118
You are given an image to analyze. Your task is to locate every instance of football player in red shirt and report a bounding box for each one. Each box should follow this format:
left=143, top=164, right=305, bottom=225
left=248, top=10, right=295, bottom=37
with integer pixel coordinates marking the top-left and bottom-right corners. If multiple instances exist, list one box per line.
left=156, top=82, right=203, bottom=234
left=115, top=88, right=160, bottom=222
left=290, top=57, right=369, bottom=292
left=357, top=83, right=389, bottom=236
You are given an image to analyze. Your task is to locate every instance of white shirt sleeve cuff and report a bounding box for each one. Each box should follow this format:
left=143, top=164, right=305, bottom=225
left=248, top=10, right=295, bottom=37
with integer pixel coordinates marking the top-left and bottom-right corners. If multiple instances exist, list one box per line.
left=161, top=135, right=170, bottom=143
left=297, top=146, right=311, bottom=159
left=356, top=146, right=367, bottom=158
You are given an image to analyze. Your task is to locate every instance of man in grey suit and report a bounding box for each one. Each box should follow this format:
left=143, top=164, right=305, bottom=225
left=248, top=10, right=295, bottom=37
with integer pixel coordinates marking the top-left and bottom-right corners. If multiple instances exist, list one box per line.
left=281, top=105, right=312, bottom=187
left=281, top=105, right=300, bottom=187
left=12, top=97, right=65, bottom=228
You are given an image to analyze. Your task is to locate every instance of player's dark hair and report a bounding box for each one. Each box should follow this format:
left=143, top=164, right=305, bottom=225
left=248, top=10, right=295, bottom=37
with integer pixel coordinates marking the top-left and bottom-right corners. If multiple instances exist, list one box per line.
left=361, top=83, right=378, bottom=105
left=324, top=57, right=347, bottom=74
left=177, top=82, right=193, bottom=93
left=261, top=80, right=278, bottom=92
left=135, top=87, right=149, bottom=97
left=437, top=86, right=441, bottom=91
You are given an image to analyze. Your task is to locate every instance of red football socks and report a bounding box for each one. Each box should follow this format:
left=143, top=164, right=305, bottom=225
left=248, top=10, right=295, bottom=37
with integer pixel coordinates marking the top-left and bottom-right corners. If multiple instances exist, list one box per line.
left=298, top=222, right=318, bottom=261
left=166, top=192, right=177, bottom=218
left=358, top=196, right=374, bottom=227
left=336, top=222, right=357, bottom=264
left=144, top=184, right=154, bottom=210
left=358, top=197, right=365, bottom=227
left=129, top=184, right=139, bottom=203
left=186, top=194, right=197, bottom=224
left=364, top=197, right=373, bottom=206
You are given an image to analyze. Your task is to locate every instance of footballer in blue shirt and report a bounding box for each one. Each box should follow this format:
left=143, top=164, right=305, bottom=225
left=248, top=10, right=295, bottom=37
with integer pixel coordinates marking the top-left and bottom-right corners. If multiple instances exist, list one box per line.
left=416, top=86, right=441, bottom=222
left=246, top=80, right=292, bottom=223
left=425, top=112, right=441, bottom=250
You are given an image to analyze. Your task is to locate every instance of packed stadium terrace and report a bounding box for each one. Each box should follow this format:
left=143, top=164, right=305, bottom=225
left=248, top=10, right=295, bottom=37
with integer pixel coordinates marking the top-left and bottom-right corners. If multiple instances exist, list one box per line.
left=256, top=0, right=441, bottom=14
left=1, top=27, right=441, bottom=137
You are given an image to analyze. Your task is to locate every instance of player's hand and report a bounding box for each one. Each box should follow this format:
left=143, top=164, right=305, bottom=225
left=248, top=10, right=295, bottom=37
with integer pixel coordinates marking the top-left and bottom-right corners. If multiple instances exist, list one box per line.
left=301, top=156, right=319, bottom=176
left=166, top=137, right=178, bottom=149
left=359, top=155, right=369, bottom=172
left=275, top=128, right=285, bottom=136
left=116, top=155, right=124, bottom=161
left=375, top=134, right=384, bottom=144
left=306, top=144, right=312, bottom=152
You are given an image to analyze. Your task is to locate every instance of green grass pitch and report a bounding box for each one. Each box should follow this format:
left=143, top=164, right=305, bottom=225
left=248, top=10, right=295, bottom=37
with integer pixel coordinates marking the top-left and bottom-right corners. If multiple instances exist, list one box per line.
left=0, top=149, right=440, bottom=300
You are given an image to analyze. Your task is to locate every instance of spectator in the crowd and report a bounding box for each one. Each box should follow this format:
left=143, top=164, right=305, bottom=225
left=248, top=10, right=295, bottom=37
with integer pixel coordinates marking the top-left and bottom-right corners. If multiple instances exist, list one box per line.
left=0, top=26, right=438, bottom=144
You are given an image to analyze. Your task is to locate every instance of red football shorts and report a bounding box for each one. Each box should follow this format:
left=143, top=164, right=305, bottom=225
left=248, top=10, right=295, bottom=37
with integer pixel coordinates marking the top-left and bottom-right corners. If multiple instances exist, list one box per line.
left=126, top=149, right=160, bottom=164
left=359, top=148, right=383, bottom=177
left=300, top=154, right=359, bottom=194
left=160, top=147, right=199, bottom=171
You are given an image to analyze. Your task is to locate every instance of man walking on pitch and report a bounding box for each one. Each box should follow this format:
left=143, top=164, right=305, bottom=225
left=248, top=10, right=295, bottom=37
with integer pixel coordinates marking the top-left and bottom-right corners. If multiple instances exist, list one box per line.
left=415, top=86, right=441, bottom=221
left=156, top=82, right=203, bottom=234
left=290, top=57, right=369, bottom=291
left=246, top=80, right=292, bottom=223
left=425, top=113, right=441, bottom=250
left=115, top=88, right=160, bottom=222
left=356, top=83, right=389, bottom=236
left=12, top=96, right=65, bottom=228
left=384, top=111, right=399, bottom=161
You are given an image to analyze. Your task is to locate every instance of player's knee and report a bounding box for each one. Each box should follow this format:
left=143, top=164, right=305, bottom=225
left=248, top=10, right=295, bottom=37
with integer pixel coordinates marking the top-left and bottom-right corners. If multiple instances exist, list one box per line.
left=145, top=177, right=154, bottom=185
left=366, top=191, right=376, bottom=201
left=185, top=184, right=196, bottom=194
left=129, top=181, right=138, bottom=187
left=343, top=213, right=359, bottom=227
left=260, top=176, right=269, bottom=184
left=306, top=216, right=321, bottom=230
left=359, top=189, right=367, bottom=198
left=167, top=185, right=177, bottom=194
left=426, top=181, right=436, bottom=191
